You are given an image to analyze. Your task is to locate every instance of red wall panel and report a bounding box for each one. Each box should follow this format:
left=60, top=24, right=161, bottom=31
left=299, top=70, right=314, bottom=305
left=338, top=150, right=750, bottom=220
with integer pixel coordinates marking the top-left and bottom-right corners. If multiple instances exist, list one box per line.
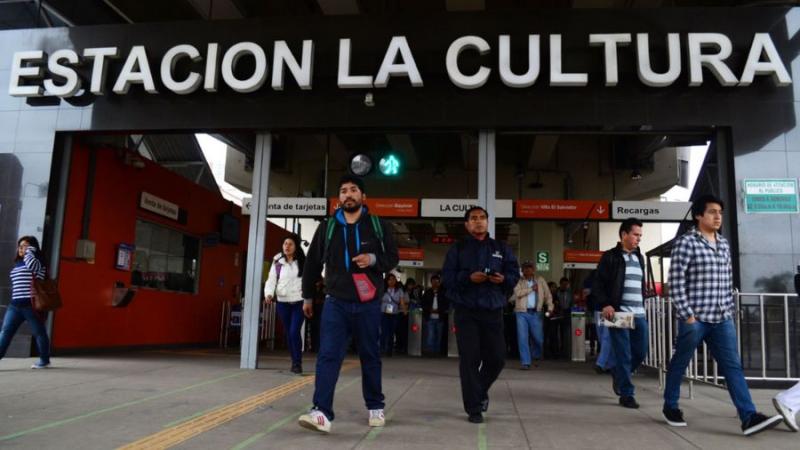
left=54, top=141, right=289, bottom=350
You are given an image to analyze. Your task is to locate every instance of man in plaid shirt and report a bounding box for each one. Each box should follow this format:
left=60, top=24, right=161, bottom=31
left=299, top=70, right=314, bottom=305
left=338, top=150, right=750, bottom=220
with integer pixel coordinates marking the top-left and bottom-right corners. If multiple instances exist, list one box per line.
left=662, top=195, right=782, bottom=436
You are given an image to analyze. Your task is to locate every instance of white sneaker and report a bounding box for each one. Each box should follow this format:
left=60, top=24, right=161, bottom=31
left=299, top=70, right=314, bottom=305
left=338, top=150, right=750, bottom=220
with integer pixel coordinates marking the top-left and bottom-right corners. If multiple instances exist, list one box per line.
left=298, top=410, right=331, bottom=433
left=31, top=362, right=50, bottom=369
left=773, top=396, right=799, bottom=432
left=368, top=409, right=385, bottom=427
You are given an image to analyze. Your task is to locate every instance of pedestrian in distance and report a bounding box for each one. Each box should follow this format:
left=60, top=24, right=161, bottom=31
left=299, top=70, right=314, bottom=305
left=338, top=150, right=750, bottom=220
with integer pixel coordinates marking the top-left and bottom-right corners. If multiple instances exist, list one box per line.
left=264, top=234, right=306, bottom=374
left=510, top=260, right=553, bottom=370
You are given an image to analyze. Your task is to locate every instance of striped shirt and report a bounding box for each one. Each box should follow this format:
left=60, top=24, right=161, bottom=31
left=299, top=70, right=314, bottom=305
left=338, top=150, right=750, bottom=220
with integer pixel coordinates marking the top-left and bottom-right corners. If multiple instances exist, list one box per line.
left=10, top=248, right=45, bottom=305
left=620, top=252, right=645, bottom=315
left=668, top=228, right=734, bottom=323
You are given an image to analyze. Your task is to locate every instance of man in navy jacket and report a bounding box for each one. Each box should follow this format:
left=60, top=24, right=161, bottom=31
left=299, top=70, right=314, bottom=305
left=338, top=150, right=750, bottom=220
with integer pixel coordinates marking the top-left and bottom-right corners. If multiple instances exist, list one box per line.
left=443, top=206, right=520, bottom=424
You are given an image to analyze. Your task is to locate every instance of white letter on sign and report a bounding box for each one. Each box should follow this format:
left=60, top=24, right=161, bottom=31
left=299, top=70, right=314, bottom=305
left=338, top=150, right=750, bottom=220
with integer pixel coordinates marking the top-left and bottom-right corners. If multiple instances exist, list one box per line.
left=446, top=36, right=491, bottom=89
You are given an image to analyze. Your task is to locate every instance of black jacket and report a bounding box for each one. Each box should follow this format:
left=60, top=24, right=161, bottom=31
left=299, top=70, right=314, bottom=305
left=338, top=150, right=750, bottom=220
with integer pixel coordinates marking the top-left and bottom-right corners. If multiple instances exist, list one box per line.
left=442, top=234, right=520, bottom=310
left=421, top=287, right=449, bottom=320
left=594, top=243, right=646, bottom=311
left=301, top=207, right=398, bottom=302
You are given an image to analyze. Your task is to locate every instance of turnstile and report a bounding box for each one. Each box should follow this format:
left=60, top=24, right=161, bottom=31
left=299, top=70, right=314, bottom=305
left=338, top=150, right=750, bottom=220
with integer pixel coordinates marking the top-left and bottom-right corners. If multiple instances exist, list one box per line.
left=407, top=308, right=423, bottom=356
left=571, top=310, right=586, bottom=362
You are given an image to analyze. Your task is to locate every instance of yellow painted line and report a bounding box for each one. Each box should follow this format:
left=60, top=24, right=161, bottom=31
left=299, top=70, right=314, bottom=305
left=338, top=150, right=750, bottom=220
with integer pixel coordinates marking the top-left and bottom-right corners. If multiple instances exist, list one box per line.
left=118, top=361, right=359, bottom=450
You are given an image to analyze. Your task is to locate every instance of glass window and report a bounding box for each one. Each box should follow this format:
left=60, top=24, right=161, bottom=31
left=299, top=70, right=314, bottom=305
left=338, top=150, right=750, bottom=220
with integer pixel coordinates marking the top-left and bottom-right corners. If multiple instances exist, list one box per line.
left=131, top=219, right=200, bottom=294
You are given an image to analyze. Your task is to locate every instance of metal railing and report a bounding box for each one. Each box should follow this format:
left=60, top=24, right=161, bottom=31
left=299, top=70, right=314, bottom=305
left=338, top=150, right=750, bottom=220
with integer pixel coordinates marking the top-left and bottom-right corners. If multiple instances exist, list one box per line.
left=643, top=292, right=799, bottom=396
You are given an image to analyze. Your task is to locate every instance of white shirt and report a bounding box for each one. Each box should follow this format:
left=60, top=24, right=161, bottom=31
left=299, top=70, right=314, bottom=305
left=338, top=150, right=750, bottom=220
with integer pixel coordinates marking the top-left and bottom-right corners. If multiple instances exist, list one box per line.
left=263, top=254, right=303, bottom=302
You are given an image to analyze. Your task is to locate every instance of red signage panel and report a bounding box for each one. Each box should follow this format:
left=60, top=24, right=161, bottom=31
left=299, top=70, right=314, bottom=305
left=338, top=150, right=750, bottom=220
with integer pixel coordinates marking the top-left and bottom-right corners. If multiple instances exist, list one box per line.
left=328, top=198, right=419, bottom=217
left=398, top=248, right=425, bottom=261
left=564, top=249, right=604, bottom=263
left=516, top=200, right=609, bottom=220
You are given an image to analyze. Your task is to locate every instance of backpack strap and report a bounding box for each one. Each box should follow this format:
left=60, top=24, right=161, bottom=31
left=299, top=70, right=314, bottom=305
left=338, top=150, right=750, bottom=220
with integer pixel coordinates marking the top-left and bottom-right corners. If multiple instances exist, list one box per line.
left=370, top=214, right=385, bottom=252
left=322, top=217, right=337, bottom=264
left=323, top=213, right=386, bottom=261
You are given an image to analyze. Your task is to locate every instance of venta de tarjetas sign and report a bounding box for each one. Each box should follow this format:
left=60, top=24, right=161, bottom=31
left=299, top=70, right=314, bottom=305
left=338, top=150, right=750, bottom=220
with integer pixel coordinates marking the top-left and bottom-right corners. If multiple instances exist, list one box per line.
left=8, top=32, right=791, bottom=98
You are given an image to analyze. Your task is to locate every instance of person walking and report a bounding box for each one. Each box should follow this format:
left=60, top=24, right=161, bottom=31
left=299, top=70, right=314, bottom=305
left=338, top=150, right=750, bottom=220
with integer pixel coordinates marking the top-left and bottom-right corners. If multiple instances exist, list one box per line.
left=662, top=194, right=782, bottom=436
left=380, top=273, right=405, bottom=357
left=421, top=275, right=448, bottom=355
left=594, top=218, right=649, bottom=409
left=510, top=261, right=553, bottom=370
left=443, top=206, right=520, bottom=424
left=298, top=175, right=398, bottom=434
left=0, top=236, right=51, bottom=369
left=264, top=234, right=306, bottom=374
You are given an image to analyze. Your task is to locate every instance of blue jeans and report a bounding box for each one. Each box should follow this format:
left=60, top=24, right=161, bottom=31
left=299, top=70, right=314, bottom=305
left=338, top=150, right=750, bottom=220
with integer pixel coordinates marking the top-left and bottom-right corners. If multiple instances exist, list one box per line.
left=425, top=318, right=443, bottom=352
left=609, top=315, right=649, bottom=397
left=664, top=319, right=756, bottom=424
left=0, top=303, right=50, bottom=364
left=313, top=296, right=384, bottom=421
left=275, top=301, right=304, bottom=366
left=380, top=313, right=398, bottom=354
left=596, top=312, right=616, bottom=370
left=516, top=311, right=544, bottom=365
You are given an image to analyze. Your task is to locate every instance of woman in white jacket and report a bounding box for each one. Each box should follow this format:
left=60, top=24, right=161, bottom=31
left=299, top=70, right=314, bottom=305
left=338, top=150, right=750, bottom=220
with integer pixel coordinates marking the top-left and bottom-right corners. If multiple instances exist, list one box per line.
left=264, top=234, right=306, bottom=374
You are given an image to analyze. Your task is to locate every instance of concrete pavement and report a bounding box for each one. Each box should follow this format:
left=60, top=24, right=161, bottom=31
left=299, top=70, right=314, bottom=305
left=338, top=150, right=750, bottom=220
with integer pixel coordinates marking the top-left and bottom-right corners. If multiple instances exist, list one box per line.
left=0, top=350, right=796, bottom=449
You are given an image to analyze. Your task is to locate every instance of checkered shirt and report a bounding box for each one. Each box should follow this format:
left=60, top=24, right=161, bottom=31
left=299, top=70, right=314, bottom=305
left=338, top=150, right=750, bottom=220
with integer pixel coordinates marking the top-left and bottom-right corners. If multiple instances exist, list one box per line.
left=668, top=228, right=734, bottom=323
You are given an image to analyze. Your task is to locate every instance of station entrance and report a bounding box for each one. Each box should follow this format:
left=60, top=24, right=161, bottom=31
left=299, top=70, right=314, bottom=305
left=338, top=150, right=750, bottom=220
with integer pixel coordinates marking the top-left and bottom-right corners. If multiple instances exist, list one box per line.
left=30, top=127, right=717, bottom=366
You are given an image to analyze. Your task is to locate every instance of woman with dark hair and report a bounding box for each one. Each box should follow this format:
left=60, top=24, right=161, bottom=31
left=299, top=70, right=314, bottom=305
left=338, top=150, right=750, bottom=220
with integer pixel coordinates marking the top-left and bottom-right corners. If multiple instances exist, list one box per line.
left=379, top=273, right=406, bottom=357
left=264, top=234, right=306, bottom=374
left=0, top=236, right=50, bottom=368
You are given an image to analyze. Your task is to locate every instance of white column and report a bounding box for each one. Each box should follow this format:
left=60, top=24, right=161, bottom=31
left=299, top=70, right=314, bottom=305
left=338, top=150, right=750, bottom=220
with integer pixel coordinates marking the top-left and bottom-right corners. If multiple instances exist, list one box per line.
left=240, top=132, right=272, bottom=369
left=478, top=130, right=496, bottom=236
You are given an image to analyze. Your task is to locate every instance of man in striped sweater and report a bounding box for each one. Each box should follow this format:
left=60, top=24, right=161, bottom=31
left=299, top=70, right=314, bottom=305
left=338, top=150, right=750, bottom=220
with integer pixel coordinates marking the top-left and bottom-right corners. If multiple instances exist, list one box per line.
left=593, top=218, right=648, bottom=409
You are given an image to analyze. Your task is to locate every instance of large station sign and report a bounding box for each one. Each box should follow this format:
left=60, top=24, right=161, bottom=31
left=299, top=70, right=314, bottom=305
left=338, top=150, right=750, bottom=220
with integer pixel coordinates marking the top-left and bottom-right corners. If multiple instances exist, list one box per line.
left=516, top=200, right=609, bottom=220
left=9, top=32, right=791, bottom=99
left=611, top=201, right=692, bottom=221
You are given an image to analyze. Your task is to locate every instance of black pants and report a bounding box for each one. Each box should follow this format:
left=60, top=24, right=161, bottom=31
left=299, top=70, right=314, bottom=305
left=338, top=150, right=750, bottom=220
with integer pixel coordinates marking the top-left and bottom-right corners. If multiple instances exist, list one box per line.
left=454, top=307, right=506, bottom=415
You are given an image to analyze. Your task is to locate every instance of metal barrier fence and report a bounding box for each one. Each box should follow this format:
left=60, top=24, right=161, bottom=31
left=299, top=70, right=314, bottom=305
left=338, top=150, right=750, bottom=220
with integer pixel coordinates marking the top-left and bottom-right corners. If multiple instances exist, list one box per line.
left=643, top=292, right=799, bottom=396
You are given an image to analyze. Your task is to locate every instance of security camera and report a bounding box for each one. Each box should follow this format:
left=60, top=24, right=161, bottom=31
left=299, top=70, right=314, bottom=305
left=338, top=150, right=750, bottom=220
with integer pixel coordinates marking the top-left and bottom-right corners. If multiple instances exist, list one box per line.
left=364, top=92, right=375, bottom=107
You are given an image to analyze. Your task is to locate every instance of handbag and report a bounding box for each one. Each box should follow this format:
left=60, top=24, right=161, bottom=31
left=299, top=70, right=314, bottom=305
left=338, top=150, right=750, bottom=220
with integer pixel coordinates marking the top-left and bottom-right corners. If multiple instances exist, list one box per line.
left=32, top=277, right=63, bottom=312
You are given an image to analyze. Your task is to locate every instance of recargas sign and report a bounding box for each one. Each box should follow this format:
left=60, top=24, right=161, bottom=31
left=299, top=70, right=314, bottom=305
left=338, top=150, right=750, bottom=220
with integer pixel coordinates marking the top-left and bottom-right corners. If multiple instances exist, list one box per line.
left=8, top=32, right=790, bottom=98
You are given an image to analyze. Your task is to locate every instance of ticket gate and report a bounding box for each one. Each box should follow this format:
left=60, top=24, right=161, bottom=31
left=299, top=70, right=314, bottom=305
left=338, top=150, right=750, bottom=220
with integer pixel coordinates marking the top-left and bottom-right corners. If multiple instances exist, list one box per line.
left=408, top=308, right=423, bottom=356
left=571, top=310, right=586, bottom=362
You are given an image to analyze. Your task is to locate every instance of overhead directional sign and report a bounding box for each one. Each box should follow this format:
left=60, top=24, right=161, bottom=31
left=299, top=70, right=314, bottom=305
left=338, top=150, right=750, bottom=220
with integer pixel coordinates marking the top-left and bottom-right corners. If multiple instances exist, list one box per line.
left=743, top=179, right=799, bottom=214
left=516, top=200, right=609, bottom=220
left=421, top=199, right=513, bottom=218
left=612, top=201, right=692, bottom=221
left=242, top=197, right=327, bottom=217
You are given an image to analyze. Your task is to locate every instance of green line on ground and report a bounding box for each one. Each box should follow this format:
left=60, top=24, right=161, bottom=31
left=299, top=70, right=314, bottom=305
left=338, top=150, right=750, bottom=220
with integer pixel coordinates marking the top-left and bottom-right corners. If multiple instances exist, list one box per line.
left=230, top=376, right=361, bottom=450
left=163, top=405, right=222, bottom=428
left=478, top=423, right=487, bottom=450
left=363, top=377, right=422, bottom=443
left=0, top=371, right=248, bottom=442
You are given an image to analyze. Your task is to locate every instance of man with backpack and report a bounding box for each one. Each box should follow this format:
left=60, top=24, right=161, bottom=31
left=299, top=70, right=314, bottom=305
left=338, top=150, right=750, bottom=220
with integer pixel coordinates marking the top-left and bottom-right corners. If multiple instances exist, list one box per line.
left=443, top=206, right=520, bottom=424
left=298, top=175, right=399, bottom=434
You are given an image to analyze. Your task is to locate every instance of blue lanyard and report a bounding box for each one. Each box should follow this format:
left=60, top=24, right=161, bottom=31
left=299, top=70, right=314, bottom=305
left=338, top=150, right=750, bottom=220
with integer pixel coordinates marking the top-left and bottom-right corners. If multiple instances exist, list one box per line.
left=339, top=210, right=361, bottom=272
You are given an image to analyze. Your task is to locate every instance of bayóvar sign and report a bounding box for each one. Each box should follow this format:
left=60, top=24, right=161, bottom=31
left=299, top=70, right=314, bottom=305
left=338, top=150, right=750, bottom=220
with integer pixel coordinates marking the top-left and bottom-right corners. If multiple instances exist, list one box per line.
left=329, top=198, right=418, bottom=217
